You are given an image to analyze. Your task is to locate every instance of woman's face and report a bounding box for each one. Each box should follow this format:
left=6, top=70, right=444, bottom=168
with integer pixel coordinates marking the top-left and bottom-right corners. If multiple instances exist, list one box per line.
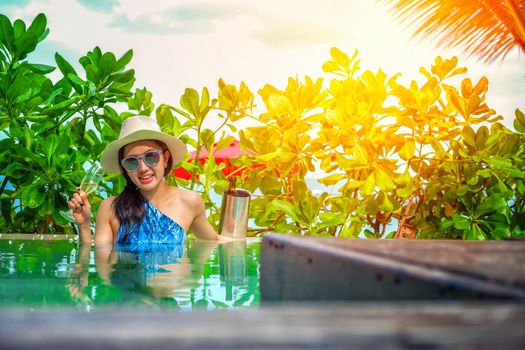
left=122, top=140, right=170, bottom=192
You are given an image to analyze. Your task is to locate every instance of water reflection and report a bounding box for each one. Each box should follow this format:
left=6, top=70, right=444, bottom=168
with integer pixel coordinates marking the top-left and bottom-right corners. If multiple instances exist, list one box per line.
left=220, top=241, right=247, bottom=300
left=67, top=239, right=260, bottom=310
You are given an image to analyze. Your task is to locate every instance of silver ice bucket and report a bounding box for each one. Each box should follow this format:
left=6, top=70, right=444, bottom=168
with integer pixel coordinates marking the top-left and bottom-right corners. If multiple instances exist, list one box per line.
left=218, top=188, right=251, bottom=239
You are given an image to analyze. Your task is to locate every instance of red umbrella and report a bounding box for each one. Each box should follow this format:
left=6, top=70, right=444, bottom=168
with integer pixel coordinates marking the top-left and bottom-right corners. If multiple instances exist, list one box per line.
left=173, top=140, right=248, bottom=180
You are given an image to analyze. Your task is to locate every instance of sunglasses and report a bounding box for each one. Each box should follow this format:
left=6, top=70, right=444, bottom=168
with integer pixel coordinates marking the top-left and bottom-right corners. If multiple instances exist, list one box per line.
left=120, top=149, right=165, bottom=172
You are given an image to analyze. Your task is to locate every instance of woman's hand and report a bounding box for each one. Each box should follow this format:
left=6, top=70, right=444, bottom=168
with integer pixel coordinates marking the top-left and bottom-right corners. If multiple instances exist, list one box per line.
left=67, top=189, right=92, bottom=226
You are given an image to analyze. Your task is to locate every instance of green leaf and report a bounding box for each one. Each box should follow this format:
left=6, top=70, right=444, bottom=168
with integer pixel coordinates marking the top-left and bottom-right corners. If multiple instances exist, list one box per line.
left=55, top=52, right=78, bottom=78
left=476, top=196, right=507, bottom=217
left=393, top=169, right=411, bottom=186
left=55, top=134, right=71, bottom=155
left=452, top=214, right=471, bottom=230
left=0, top=14, right=15, bottom=54
left=111, top=69, right=134, bottom=83
left=272, top=200, right=301, bottom=223
left=86, top=64, right=101, bottom=85
left=318, top=212, right=346, bottom=229
left=430, top=140, right=445, bottom=155
left=396, top=183, right=413, bottom=199
left=13, top=19, right=25, bottom=38
left=300, top=197, right=319, bottom=223
left=156, top=104, right=174, bottom=131
left=115, top=49, right=133, bottom=71
left=318, top=173, right=345, bottom=186
left=342, top=180, right=365, bottom=191
left=504, top=168, right=525, bottom=178
left=171, top=106, right=191, bottom=119
left=180, top=88, right=201, bottom=120
left=7, top=75, right=32, bottom=101
left=256, top=152, right=279, bottom=162
left=461, top=126, right=476, bottom=147
left=127, top=87, right=153, bottom=114
left=399, top=141, right=415, bottom=161
left=338, top=223, right=361, bottom=238
left=475, top=126, right=488, bottom=150
left=439, top=217, right=455, bottom=231
left=2, top=162, right=33, bottom=179
left=39, top=191, right=54, bottom=216
left=260, top=174, right=281, bottom=195
left=364, top=229, right=376, bottom=239
left=361, top=172, right=375, bottom=195
left=43, top=134, right=58, bottom=166
left=484, top=156, right=512, bottom=170
left=292, top=180, right=307, bottom=202
left=375, top=168, right=395, bottom=192
left=464, top=226, right=486, bottom=240
left=378, top=193, right=394, bottom=212
left=215, top=135, right=235, bottom=152
left=0, top=197, right=12, bottom=225
left=67, top=73, right=87, bottom=90
left=21, top=183, right=46, bottom=208
left=200, top=87, right=210, bottom=115
left=201, top=128, right=215, bottom=152
left=27, top=63, right=55, bottom=74
left=13, top=31, right=38, bottom=59
left=514, top=109, right=525, bottom=134
left=40, top=96, right=80, bottom=114
left=477, top=168, right=491, bottom=178
left=27, top=13, right=47, bottom=41
left=99, top=52, right=117, bottom=78
left=465, top=174, right=478, bottom=185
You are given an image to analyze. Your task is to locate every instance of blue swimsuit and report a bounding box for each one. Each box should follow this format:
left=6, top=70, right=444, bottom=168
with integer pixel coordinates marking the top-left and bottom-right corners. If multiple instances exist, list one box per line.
left=115, top=199, right=186, bottom=246
left=115, top=199, right=186, bottom=265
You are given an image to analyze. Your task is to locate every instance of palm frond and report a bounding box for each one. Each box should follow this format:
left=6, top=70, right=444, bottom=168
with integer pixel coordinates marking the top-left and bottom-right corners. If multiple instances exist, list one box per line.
left=380, top=0, right=525, bottom=63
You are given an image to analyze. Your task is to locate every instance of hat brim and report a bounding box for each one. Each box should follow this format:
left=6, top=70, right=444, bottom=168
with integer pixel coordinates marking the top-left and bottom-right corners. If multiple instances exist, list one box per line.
left=100, top=130, right=187, bottom=173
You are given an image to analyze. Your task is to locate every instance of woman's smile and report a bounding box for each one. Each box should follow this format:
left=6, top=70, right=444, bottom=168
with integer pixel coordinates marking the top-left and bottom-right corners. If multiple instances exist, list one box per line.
left=138, top=172, right=155, bottom=184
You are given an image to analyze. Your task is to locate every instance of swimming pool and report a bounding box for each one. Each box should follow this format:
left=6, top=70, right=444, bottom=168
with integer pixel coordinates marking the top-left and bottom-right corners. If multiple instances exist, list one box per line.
left=0, top=236, right=260, bottom=311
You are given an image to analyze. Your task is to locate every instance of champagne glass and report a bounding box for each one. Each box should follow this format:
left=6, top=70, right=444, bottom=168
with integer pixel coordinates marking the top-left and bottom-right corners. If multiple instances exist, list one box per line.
left=60, top=164, right=104, bottom=222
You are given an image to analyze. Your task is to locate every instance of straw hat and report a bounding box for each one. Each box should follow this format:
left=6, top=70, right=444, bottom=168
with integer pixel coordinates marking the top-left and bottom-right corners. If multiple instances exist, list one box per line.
left=100, top=116, right=187, bottom=173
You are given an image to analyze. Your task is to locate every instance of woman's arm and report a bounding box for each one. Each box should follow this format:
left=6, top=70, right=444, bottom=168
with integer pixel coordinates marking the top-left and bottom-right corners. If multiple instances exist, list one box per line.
left=94, top=197, right=117, bottom=245
left=187, top=191, right=238, bottom=241
left=68, top=190, right=116, bottom=244
left=188, top=192, right=221, bottom=240
left=67, top=190, right=92, bottom=243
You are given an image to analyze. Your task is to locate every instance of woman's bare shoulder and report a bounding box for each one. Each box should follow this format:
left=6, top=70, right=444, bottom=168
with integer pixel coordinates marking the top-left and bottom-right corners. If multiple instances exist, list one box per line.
left=98, top=196, right=117, bottom=217
left=100, top=196, right=117, bottom=207
left=171, top=187, right=203, bottom=205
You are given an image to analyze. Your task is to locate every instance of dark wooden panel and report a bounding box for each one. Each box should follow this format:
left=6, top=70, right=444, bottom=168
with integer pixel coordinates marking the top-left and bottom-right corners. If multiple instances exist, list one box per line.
left=0, top=303, right=524, bottom=349
left=260, top=234, right=525, bottom=301
left=320, top=237, right=525, bottom=286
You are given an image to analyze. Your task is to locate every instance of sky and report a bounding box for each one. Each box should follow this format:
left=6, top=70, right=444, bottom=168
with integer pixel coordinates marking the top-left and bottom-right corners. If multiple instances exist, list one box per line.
left=2, top=0, right=524, bottom=131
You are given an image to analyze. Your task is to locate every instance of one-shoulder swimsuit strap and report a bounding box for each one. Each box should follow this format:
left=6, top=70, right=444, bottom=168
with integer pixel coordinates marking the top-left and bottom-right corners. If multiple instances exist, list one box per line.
left=116, top=199, right=185, bottom=245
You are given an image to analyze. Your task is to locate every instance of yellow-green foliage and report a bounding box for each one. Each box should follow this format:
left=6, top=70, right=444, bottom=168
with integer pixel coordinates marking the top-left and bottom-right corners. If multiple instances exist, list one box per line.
left=174, top=47, right=524, bottom=239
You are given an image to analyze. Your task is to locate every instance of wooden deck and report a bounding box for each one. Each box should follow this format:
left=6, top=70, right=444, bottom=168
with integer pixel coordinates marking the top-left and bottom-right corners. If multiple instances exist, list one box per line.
left=1, top=302, right=524, bottom=349
left=261, top=234, right=525, bottom=301
left=1, top=234, right=525, bottom=348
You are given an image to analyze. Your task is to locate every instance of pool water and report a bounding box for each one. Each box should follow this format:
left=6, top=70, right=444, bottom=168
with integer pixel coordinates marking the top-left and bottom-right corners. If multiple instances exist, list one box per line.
left=0, top=237, right=260, bottom=311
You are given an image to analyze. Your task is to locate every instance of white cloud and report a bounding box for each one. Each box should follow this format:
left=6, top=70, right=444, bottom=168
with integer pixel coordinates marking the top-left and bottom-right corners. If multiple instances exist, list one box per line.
left=109, top=3, right=256, bottom=35
left=251, top=16, right=351, bottom=48
left=76, top=0, right=118, bottom=12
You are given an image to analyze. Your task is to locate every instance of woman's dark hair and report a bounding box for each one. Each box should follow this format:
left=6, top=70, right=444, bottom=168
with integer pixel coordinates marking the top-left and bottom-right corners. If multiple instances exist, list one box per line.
left=112, top=140, right=172, bottom=242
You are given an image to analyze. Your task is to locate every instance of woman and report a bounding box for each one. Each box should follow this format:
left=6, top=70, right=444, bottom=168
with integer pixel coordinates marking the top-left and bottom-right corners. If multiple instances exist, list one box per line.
left=68, top=116, right=232, bottom=244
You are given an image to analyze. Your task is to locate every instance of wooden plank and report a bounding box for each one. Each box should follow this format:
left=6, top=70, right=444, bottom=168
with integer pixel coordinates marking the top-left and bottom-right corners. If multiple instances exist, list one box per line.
left=260, top=234, right=525, bottom=301
left=0, top=303, right=524, bottom=349
left=319, top=237, right=525, bottom=286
